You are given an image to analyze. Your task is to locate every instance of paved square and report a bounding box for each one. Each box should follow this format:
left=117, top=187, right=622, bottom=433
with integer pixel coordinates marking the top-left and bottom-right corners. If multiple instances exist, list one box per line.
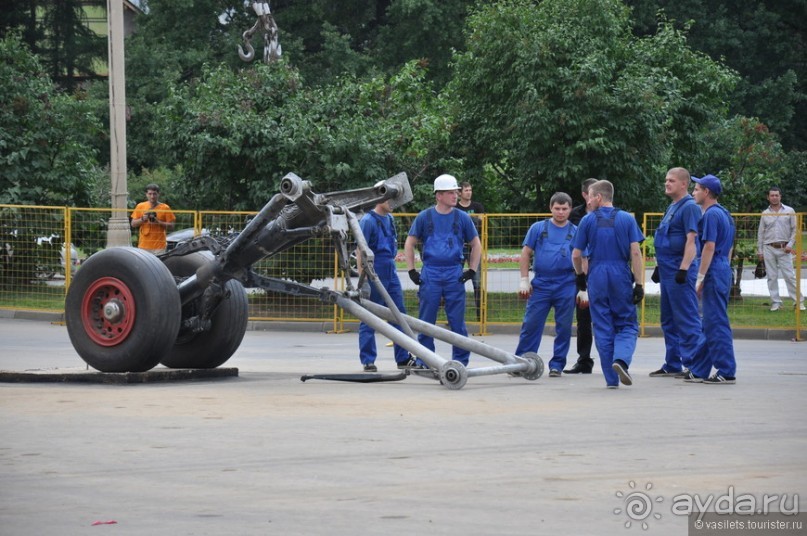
left=1, top=319, right=805, bottom=535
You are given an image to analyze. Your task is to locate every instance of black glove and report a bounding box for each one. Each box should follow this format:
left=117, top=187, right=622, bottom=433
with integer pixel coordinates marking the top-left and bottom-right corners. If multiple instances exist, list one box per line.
left=575, top=273, right=587, bottom=291
left=754, top=261, right=766, bottom=279
left=675, top=269, right=687, bottom=284
left=408, top=269, right=422, bottom=285
left=459, top=269, right=476, bottom=284
left=650, top=266, right=660, bottom=283
left=632, top=284, right=644, bottom=305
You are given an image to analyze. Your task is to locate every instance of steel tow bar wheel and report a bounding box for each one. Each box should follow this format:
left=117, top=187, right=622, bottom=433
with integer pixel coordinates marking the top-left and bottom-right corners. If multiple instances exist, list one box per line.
left=439, top=361, right=468, bottom=390
left=65, top=248, right=181, bottom=372
left=160, top=252, right=249, bottom=369
left=520, top=351, right=545, bottom=380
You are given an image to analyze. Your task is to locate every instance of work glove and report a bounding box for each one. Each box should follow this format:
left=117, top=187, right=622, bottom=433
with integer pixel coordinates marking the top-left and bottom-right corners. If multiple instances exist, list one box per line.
left=518, top=277, right=531, bottom=299
left=408, top=269, right=422, bottom=286
left=360, top=280, right=371, bottom=299
left=575, top=273, right=587, bottom=291
left=458, top=269, right=476, bottom=284
left=675, top=269, right=688, bottom=284
left=576, top=290, right=589, bottom=309
left=632, top=284, right=644, bottom=305
left=650, top=266, right=660, bottom=283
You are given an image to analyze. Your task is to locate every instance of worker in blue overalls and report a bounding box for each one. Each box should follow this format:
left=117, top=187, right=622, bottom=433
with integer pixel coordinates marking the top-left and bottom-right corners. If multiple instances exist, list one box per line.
left=404, top=174, right=481, bottom=366
left=572, top=180, right=645, bottom=388
left=357, top=199, right=418, bottom=372
left=515, top=192, right=577, bottom=377
left=685, top=174, right=737, bottom=384
left=649, top=167, right=705, bottom=377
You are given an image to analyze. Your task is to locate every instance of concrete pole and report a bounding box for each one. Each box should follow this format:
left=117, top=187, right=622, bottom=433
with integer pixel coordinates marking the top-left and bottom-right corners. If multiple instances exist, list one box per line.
left=106, top=0, right=132, bottom=247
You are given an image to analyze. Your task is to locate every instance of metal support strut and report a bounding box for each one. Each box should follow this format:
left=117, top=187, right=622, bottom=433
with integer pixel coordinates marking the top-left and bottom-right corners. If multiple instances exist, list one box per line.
left=333, top=294, right=544, bottom=390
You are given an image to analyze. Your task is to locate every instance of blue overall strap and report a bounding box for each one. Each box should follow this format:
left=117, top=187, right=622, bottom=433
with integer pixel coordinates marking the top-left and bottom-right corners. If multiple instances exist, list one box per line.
left=704, top=203, right=736, bottom=257
left=591, top=208, right=627, bottom=259
left=364, top=211, right=398, bottom=259
left=534, top=219, right=574, bottom=250
left=424, top=207, right=461, bottom=243
left=716, top=204, right=735, bottom=232
left=661, top=196, right=694, bottom=235
left=424, top=207, right=434, bottom=245
left=536, top=219, right=550, bottom=249
left=371, top=211, right=396, bottom=238
left=531, top=219, right=576, bottom=274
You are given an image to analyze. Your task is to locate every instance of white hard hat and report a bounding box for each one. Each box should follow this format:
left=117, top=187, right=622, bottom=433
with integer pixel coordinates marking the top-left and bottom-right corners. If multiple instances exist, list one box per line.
left=433, top=174, right=459, bottom=192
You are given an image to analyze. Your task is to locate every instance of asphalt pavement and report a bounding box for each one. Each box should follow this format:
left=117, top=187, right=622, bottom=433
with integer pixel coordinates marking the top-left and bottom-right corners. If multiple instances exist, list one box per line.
left=1, top=318, right=806, bottom=535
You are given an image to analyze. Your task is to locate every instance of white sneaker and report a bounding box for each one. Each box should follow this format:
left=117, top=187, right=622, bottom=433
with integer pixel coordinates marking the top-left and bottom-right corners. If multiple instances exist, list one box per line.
left=770, top=303, right=781, bottom=311
left=799, top=303, right=806, bottom=311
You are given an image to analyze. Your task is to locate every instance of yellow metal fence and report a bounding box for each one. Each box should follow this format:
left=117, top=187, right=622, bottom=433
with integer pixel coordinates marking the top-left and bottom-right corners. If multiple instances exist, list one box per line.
left=1, top=205, right=803, bottom=338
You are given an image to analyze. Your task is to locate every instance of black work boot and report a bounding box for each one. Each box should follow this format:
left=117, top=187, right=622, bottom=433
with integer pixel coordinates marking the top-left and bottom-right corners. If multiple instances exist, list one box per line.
left=564, top=357, right=594, bottom=374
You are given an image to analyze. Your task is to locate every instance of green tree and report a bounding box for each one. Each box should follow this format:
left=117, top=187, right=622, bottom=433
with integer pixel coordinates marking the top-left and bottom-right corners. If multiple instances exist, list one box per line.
left=122, top=0, right=238, bottom=173
left=375, top=0, right=478, bottom=87
left=152, top=60, right=451, bottom=210
left=449, top=0, right=737, bottom=213
left=0, top=34, right=103, bottom=206
left=0, top=0, right=41, bottom=47
left=628, top=0, right=807, bottom=151
left=0, top=0, right=106, bottom=91
left=692, top=116, right=786, bottom=213
left=265, top=0, right=477, bottom=87
left=780, top=151, right=807, bottom=211
left=41, top=0, right=105, bottom=89
left=688, top=115, right=789, bottom=300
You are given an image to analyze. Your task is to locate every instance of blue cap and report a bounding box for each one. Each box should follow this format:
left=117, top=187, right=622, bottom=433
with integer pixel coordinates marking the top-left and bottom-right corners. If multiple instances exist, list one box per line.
left=691, top=174, right=722, bottom=196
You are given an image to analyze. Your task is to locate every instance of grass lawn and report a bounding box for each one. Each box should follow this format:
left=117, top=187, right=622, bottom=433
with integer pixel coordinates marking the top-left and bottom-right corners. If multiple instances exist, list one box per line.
left=1, top=284, right=803, bottom=332
left=429, top=292, right=803, bottom=330
left=0, top=284, right=66, bottom=311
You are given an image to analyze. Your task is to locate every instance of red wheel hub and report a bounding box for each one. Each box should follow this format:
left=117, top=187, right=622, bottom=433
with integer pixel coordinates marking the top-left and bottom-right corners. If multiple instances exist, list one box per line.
left=80, top=277, right=137, bottom=346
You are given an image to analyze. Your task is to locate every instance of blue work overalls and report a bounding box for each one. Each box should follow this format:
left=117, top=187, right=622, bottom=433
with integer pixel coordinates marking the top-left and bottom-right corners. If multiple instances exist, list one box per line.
left=414, top=208, right=476, bottom=365
left=689, top=204, right=737, bottom=379
left=358, top=211, right=410, bottom=366
left=515, top=220, right=577, bottom=371
left=575, top=208, right=644, bottom=387
left=654, top=195, right=705, bottom=373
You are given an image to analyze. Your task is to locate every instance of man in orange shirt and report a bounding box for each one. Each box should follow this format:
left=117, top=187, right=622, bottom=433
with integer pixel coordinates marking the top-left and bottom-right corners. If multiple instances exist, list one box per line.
left=130, top=184, right=176, bottom=254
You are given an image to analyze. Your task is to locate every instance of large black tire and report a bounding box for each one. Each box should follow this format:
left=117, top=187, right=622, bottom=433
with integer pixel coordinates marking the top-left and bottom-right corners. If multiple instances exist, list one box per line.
left=160, top=252, right=249, bottom=369
left=65, top=248, right=181, bottom=372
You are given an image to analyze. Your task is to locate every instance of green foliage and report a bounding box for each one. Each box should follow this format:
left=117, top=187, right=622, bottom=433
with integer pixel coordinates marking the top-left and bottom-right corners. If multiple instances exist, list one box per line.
left=692, top=116, right=786, bottom=213
left=0, top=0, right=105, bottom=90
left=122, top=0, right=244, bottom=174
left=643, top=235, right=655, bottom=259
left=627, top=0, right=807, bottom=152
left=0, top=34, right=103, bottom=206
left=2, top=0, right=800, bottom=223
left=153, top=61, right=302, bottom=209
left=39, top=0, right=106, bottom=88
left=780, top=151, right=807, bottom=211
left=375, top=0, right=474, bottom=87
left=154, top=59, right=453, bottom=210
left=126, top=166, right=186, bottom=210
left=291, top=21, right=377, bottom=86
left=449, top=0, right=738, bottom=213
